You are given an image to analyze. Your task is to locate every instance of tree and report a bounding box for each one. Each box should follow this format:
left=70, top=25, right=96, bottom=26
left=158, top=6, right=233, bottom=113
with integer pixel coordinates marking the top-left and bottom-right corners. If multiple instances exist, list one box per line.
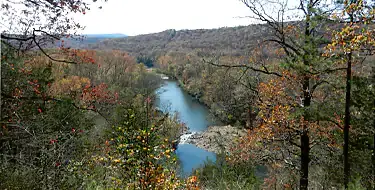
left=232, top=0, right=346, bottom=188
left=0, top=54, right=98, bottom=188
left=0, top=1, right=113, bottom=188
left=325, top=0, right=375, bottom=187
left=1, top=0, right=106, bottom=56
left=1, top=0, right=106, bottom=121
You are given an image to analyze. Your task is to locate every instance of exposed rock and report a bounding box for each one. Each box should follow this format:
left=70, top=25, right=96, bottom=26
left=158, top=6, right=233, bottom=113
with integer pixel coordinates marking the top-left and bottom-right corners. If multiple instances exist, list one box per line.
left=186, top=125, right=247, bottom=154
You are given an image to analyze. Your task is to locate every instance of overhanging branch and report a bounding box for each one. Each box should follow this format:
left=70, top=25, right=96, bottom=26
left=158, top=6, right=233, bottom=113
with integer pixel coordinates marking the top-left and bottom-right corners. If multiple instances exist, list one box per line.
left=203, top=58, right=282, bottom=77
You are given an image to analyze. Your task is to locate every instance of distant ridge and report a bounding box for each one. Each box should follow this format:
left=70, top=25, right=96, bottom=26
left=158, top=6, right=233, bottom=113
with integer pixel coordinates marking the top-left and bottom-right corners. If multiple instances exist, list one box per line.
left=63, top=33, right=127, bottom=48
left=84, top=33, right=127, bottom=38
left=89, top=24, right=272, bottom=56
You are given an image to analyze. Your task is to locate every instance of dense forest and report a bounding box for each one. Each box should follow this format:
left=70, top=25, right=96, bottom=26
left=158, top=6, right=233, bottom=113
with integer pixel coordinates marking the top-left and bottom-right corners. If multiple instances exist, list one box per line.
left=91, top=25, right=272, bottom=56
left=1, top=0, right=374, bottom=190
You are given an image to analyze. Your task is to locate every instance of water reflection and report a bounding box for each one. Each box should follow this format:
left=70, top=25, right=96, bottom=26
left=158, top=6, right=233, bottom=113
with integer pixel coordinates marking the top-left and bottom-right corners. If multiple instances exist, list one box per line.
left=156, top=80, right=216, bottom=132
left=175, top=144, right=216, bottom=177
left=156, top=80, right=218, bottom=175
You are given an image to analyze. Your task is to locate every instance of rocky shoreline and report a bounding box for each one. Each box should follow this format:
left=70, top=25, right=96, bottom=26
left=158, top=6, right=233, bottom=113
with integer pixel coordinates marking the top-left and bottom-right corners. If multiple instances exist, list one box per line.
left=183, top=125, right=247, bottom=154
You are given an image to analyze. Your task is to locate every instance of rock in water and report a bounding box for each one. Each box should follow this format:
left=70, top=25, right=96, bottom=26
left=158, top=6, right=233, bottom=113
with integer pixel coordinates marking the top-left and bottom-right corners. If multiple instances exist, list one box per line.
left=187, top=125, right=247, bottom=153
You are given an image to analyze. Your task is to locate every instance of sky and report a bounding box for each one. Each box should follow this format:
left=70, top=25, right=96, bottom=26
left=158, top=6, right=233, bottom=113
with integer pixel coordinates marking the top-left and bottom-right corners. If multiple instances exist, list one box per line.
left=78, top=0, right=253, bottom=36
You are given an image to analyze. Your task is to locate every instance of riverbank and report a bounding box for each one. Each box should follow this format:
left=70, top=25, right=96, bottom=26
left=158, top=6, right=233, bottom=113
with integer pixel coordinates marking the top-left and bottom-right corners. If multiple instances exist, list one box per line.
left=156, top=79, right=220, bottom=175
left=186, top=125, right=247, bottom=154
left=155, top=75, right=244, bottom=154
left=155, top=69, right=209, bottom=106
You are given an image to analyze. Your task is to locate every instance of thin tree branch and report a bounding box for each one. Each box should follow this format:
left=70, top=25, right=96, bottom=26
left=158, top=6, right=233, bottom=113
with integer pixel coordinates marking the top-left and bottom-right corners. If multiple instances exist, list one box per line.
left=203, top=58, right=282, bottom=77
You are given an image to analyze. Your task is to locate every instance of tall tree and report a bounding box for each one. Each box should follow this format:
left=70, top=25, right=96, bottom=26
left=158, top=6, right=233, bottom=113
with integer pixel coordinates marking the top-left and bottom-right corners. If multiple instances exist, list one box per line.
left=325, top=0, right=375, bottom=187
left=237, top=0, right=343, bottom=188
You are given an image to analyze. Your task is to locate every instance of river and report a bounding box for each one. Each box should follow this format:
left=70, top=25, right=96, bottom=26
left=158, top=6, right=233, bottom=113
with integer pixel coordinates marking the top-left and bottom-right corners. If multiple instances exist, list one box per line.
left=155, top=80, right=218, bottom=176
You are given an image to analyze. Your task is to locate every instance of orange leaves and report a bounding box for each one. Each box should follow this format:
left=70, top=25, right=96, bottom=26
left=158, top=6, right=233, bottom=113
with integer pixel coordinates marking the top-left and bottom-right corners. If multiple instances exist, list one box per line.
left=344, top=0, right=366, bottom=14
left=48, top=76, right=118, bottom=107
left=283, top=24, right=298, bottom=39
left=49, top=76, right=91, bottom=97
left=12, top=88, right=23, bottom=98
left=325, top=0, right=375, bottom=58
left=258, top=76, right=291, bottom=108
left=274, top=47, right=286, bottom=57
left=60, top=48, right=96, bottom=64
left=157, top=55, right=175, bottom=69
left=93, top=50, right=138, bottom=74
left=261, top=104, right=291, bottom=131
left=24, top=55, right=51, bottom=69
left=186, top=175, right=200, bottom=190
left=81, top=83, right=118, bottom=105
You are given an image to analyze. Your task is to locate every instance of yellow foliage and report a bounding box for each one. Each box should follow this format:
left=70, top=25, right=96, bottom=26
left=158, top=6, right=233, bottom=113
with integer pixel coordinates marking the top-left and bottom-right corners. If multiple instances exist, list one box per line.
left=48, top=76, right=91, bottom=97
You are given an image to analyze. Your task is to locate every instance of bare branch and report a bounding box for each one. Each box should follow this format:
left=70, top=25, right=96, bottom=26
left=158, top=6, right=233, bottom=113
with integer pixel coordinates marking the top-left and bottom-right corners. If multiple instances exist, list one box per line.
left=1, top=34, right=34, bottom=41
left=203, top=58, right=282, bottom=77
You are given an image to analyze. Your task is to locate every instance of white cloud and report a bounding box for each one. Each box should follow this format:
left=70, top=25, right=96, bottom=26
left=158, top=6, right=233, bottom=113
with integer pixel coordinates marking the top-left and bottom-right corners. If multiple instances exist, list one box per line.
left=78, top=0, right=253, bottom=36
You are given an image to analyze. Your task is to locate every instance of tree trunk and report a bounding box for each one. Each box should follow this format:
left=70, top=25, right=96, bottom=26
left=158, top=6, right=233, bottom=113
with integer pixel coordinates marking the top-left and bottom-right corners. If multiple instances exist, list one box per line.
left=373, top=66, right=375, bottom=189
left=343, top=47, right=352, bottom=190
left=300, top=2, right=312, bottom=187
left=300, top=76, right=311, bottom=190
left=0, top=40, right=2, bottom=120
left=247, top=103, right=254, bottom=130
left=300, top=131, right=310, bottom=190
left=373, top=98, right=375, bottom=189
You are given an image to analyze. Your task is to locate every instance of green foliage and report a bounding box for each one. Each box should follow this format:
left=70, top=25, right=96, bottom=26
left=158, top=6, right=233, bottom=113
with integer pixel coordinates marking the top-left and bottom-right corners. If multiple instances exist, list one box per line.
left=346, top=178, right=367, bottom=190
left=137, top=55, right=155, bottom=68
left=195, top=154, right=260, bottom=189
left=62, top=103, right=194, bottom=189
left=0, top=52, right=97, bottom=189
left=157, top=54, right=258, bottom=126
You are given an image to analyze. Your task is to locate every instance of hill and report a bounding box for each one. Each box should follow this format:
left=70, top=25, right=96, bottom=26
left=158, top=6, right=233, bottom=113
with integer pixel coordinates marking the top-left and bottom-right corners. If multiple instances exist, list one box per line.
left=64, top=33, right=127, bottom=48
left=89, top=25, right=272, bottom=57
left=85, top=33, right=127, bottom=38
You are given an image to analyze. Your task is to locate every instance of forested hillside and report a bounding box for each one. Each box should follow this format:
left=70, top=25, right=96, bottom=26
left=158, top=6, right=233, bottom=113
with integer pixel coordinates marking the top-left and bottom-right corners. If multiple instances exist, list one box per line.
left=91, top=25, right=272, bottom=56
left=63, top=33, right=127, bottom=48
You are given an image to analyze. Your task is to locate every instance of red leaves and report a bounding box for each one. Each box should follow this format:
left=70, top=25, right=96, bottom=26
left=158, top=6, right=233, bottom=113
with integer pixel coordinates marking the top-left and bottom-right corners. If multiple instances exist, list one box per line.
left=81, top=83, right=118, bottom=105
left=59, top=48, right=97, bottom=64
left=50, top=139, right=58, bottom=144
left=71, top=128, right=84, bottom=134
left=114, top=92, right=119, bottom=100
left=145, top=97, right=151, bottom=104
left=12, top=88, right=23, bottom=98
left=34, top=88, right=41, bottom=94
left=37, top=108, right=43, bottom=113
